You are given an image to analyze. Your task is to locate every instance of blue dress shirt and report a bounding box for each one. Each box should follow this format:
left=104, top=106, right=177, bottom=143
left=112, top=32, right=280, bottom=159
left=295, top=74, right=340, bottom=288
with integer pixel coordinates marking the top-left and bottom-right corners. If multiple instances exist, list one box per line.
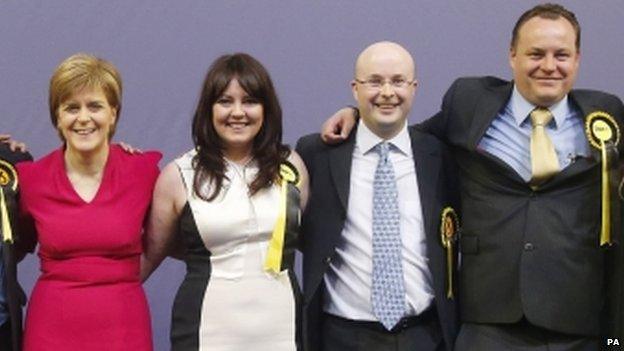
left=478, top=85, right=591, bottom=182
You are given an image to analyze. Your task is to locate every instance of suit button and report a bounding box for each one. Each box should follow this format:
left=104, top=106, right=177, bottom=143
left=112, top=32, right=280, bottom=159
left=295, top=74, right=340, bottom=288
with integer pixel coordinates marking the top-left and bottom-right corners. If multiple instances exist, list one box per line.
left=524, top=243, right=534, bottom=251
left=325, top=256, right=332, bottom=264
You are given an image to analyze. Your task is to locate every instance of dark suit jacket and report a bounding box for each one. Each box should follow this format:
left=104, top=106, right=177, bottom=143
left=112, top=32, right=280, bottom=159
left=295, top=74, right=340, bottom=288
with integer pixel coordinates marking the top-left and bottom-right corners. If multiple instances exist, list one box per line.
left=296, top=127, right=459, bottom=351
left=419, top=76, right=624, bottom=338
left=0, top=143, right=32, bottom=351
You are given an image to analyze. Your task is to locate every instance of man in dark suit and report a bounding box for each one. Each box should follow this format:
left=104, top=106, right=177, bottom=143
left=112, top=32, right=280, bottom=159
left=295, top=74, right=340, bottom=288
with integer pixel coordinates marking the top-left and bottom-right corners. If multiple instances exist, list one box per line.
left=321, top=4, right=624, bottom=350
left=0, top=140, right=32, bottom=351
left=297, top=41, right=458, bottom=351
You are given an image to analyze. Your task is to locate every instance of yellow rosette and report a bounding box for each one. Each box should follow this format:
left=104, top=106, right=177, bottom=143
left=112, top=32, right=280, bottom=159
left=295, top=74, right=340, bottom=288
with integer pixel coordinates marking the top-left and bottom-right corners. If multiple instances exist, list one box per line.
left=585, top=111, right=620, bottom=247
left=0, top=159, right=18, bottom=244
left=440, top=207, right=459, bottom=299
left=264, top=162, right=300, bottom=274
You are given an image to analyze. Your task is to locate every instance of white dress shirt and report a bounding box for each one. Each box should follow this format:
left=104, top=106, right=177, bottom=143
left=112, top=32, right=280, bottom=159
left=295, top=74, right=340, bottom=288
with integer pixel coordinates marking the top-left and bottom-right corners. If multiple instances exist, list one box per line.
left=323, top=120, right=434, bottom=321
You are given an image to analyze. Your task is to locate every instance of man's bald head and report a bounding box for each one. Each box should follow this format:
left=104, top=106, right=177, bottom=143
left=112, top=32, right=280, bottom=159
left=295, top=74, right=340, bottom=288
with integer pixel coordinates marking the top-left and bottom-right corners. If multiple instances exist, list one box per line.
left=355, top=41, right=415, bottom=79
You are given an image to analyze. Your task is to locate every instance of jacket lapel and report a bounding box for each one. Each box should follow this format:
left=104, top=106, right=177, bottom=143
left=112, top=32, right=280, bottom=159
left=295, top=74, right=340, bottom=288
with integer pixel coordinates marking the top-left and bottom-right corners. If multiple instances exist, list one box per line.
left=410, top=129, right=441, bottom=252
left=329, top=130, right=357, bottom=212
left=552, top=91, right=601, bottom=180
left=468, top=82, right=513, bottom=149
left=410, top=129, right=450, bottom=297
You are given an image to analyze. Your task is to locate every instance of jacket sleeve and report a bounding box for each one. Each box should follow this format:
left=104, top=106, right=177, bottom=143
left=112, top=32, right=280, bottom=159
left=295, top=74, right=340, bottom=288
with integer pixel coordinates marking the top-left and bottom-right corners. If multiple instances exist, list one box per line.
left=417, top=79, right=460, bottom=143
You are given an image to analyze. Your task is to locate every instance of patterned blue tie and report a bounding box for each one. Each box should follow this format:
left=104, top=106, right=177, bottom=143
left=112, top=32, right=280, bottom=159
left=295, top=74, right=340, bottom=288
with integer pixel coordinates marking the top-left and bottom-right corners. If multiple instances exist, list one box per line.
left=371, top=141, right=406, bottom=330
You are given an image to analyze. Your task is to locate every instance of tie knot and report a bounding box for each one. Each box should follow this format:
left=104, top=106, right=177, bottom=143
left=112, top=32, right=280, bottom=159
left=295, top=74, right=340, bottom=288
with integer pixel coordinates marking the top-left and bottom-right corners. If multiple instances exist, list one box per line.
left=376, top=142, right=391, bottom=158
left=530, top=108, right=553, bottom=128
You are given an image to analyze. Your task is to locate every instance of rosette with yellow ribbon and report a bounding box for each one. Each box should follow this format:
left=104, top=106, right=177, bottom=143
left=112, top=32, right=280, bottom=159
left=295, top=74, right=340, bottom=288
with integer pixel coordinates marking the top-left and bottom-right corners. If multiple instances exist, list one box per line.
left=585, top=111, right=621, bottom=247
left=440, top=207, right=459, bottom=299
left=0, top=159, right=18, bottom=244
left=264, top=161, right=301, bottom=274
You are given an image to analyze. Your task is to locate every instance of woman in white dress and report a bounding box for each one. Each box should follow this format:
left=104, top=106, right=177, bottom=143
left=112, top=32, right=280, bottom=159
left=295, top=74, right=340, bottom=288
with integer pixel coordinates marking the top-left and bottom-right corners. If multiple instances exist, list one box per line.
left=141, top=53, right=309, bottom=351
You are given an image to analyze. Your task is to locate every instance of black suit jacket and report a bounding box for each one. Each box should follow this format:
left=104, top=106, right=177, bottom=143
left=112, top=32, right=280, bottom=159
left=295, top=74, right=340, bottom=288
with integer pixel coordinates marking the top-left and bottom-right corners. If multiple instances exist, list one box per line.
left=420, top=76, right=624, bottom=338
left=296, top=127, right=459, bottom=351
left=0, top=143, right=32, bottom=351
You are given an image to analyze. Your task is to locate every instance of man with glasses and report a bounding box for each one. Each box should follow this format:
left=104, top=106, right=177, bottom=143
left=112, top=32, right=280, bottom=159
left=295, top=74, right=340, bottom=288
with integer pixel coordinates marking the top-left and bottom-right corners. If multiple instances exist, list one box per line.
left=296, top=41, right=458, bottom=351
left=320, top=4, right=624, bottom=350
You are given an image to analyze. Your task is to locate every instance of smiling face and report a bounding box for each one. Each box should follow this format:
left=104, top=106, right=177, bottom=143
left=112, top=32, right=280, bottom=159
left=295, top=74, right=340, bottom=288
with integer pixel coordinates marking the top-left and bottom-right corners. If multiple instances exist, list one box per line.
left=212, top=78, right=264, bottom=161
left=510, top=16, right=580, bottom=107
left=56, top=87, right=117, bottom=155
left=352, top=42, right=417, bottom=139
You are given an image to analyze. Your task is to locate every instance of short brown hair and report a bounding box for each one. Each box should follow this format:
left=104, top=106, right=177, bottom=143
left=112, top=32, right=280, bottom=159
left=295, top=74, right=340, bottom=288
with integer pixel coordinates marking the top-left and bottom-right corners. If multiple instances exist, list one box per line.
left=49, top=53, right=123, bottom=139
left=511, top=3, right=581, bottom=50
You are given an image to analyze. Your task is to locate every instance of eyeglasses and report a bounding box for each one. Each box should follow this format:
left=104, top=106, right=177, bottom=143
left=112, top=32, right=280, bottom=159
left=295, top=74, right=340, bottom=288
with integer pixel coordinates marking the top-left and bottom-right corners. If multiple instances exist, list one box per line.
left=354, top=77, right=416, bottom=90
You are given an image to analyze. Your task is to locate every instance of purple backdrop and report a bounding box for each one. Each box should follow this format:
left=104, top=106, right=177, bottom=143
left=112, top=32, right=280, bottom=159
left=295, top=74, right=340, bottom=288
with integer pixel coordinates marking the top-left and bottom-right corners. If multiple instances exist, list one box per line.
left=2, top=1, right=623, bottom=349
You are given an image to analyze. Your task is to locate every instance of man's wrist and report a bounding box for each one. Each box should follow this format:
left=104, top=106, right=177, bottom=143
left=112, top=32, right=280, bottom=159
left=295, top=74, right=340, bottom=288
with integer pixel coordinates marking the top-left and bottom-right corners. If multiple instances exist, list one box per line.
left=347, top=105, right=360, bottom=121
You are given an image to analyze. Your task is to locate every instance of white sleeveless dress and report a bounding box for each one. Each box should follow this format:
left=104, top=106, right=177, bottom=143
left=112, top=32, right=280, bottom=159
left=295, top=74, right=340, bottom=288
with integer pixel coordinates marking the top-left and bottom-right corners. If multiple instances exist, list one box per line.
left=170, top=150, right=301, bottom=351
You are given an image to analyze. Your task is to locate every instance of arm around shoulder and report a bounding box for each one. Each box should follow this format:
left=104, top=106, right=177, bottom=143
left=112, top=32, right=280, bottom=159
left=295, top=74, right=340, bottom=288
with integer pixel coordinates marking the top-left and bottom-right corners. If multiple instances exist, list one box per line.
left=141, top=160, right=186, bottom=282
left=417, top=79, right=465, bottom=140
left=320, top=107, right=358, bottom=144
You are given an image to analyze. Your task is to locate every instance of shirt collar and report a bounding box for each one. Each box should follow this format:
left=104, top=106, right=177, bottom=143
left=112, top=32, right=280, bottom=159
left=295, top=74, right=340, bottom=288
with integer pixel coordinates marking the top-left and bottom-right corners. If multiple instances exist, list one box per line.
left=356, top=119, right=411, bottom=157
left=510, top=84, right=570, bottom=128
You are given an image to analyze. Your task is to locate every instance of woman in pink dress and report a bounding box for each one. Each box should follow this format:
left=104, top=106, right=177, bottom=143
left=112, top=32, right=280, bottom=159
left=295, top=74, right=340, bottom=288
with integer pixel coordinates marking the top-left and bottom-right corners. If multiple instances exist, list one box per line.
left=16, top=53, right=159, bottom=350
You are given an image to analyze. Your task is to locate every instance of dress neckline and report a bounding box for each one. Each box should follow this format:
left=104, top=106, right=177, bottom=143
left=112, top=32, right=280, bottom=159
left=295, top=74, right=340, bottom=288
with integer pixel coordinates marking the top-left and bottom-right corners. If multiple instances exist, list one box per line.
left=57, top=145, right=115, bottom=205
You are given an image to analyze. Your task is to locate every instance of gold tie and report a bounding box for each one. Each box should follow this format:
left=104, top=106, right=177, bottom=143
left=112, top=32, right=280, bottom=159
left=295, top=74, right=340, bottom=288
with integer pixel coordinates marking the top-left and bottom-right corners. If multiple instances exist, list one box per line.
left=530, top=108, right=559, bottom=185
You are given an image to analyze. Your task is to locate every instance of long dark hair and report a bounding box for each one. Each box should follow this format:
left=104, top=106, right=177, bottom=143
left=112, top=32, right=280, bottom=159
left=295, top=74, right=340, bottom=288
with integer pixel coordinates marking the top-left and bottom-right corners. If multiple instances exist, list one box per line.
left=191, top=53, right=289, bottom=201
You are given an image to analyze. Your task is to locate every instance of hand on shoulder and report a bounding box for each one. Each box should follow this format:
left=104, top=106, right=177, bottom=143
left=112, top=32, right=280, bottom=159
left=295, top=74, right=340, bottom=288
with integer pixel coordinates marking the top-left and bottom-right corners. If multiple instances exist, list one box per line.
left=0, top=134, right=28, bottom=153
left=320, top=107, right=358, bottom=144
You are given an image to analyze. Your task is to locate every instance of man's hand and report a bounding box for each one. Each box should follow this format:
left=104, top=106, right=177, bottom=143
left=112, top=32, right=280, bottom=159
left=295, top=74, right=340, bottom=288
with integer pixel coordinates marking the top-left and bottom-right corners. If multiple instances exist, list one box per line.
left=0, top=134, right=27, bottom=152
left=320, top=107, right=358, bottom=144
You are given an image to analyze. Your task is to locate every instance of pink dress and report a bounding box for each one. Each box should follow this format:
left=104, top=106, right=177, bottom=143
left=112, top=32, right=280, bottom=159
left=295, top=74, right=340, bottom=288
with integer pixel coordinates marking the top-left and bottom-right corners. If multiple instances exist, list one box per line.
left=17, top=145, right=160, bottom=351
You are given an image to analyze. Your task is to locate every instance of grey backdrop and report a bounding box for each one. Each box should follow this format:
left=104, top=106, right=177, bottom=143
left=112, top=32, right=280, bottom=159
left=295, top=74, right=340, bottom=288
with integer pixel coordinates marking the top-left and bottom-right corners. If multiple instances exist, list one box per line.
left=2, top=1, right=623, bottom=349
